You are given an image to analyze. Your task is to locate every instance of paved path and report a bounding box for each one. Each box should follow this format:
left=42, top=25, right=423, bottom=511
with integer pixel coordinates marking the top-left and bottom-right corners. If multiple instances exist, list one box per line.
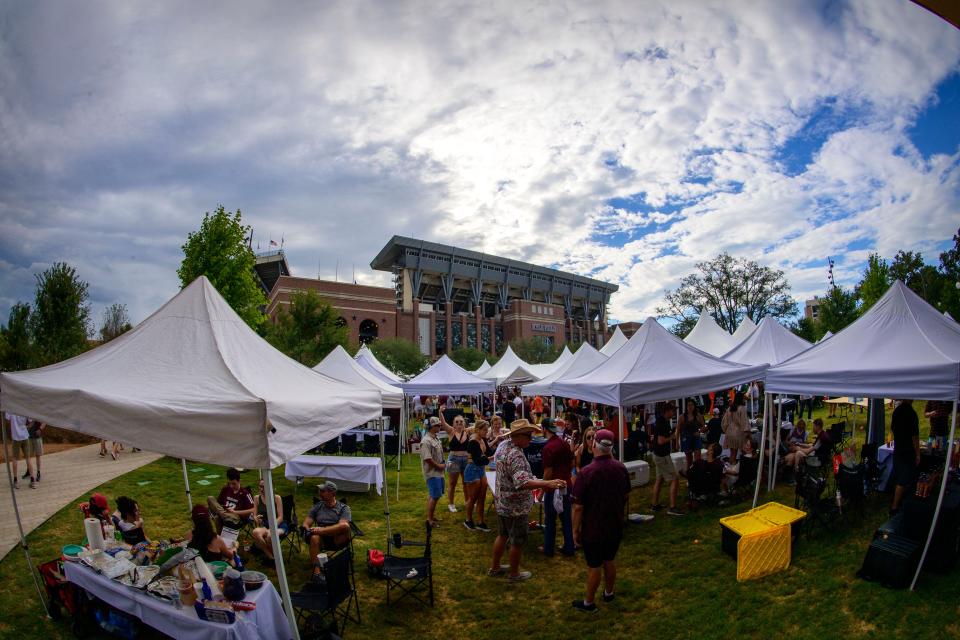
left=0, top=444, right=162, bottom=561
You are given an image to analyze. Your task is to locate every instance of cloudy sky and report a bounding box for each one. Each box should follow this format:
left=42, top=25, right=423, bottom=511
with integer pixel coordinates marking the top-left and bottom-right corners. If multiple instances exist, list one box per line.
left=1, top=1, right=959, bottom=328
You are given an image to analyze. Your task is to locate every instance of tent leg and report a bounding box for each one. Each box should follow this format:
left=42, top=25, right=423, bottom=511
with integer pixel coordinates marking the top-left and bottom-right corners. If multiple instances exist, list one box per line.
left=771, top=409, right=783, bottom=492
left=771, top=396, right=783, bottom=491
left=379, top=417, right=392, bottom=545
left=2, top=418, right=49, bottom=617
left=550, top=396, right=555, bottom=420
left=397, top=402, right=403, bottom=473
left=263, top=469, right=299, bottom=640
left=181, top=459, right=193, bottom=511
left=910, top=400, right=958, bottom=591
left=618, top=406, right=625, bottom=463
left=753, top=394, right=770, bottom=508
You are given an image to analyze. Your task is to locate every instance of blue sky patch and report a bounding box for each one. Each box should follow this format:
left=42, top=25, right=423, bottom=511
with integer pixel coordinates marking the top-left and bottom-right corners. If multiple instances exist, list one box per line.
left=907, top=72, right=960, bottom=159
left=774, top=97, right=860, bottom=176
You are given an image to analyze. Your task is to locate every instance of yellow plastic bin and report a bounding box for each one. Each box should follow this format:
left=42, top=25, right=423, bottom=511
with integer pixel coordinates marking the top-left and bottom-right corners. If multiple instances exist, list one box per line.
left=751, top=502, right=806, bottom=545
left=737, top=524, right=791, bottom=582
left=719, top=512, right=775, bottom=559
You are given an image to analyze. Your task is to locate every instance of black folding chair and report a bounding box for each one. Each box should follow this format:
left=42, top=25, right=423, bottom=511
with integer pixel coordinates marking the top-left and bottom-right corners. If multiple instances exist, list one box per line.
left=362, top=435, right=380, bottom=456
left=384, top=434, right=400, bottom=465
left=291, top=547, right=360, bottom=637
left=860, top=443, right=882, bottom=493
left=340, top=433, right=358, bottom=456
left=836, top=463, right=867, bottom=517
left=282, top=495, right=302, bottom=562
left=798, top=474, right=840, bottom=536
left=383, top=522, right=434, bottom=606
left=829, top=422, right=846, bottom=455
left=321, top=438, right=341, bottom=456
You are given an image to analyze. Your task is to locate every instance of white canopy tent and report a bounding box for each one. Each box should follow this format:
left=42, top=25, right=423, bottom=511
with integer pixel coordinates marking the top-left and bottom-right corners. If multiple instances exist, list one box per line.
left=354, top=344, right=405, bottom=384
left=401, top=355, right=496, bottom=396
left=313, top=345, right=403, bottom=409
left=765, top=281, right=960, bottom=590
left=683, top=313, right=737, bottom=357
left=600, top=326, right=629, bottom=356
left=723, top=316, right=812, bottom=366
left=471, top=359, right=492, bottom=375
left=521, top=343, right=607, bottom=397
left=526, top=346, right=574, bottom=380
left=480, top=345, right=539, bottom=385
left=817, top=330, right=834, bottom=343
left=0, top=276, right=384, bottom=638
left=552, top=317, right=767, bottom=460
left=731, top=316, right=758, bottom=346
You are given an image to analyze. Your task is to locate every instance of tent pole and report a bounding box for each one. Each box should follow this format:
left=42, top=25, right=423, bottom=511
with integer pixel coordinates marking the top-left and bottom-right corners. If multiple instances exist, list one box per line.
left=397, top=402, right=403, bottom=473
left=263, top=468, right=299, bottom=640
left=753, top=394, right=770, bottom=508
left=2, top=416, right=49, bottom=617
left=550, top=396, right=555, bottom=420
left=772, top=395, right=783, bottom=491
left=379, top=416, right=392, bottom=544
left=771, top=405, right=783, bottom=492
left=181, top=459, right=193, bottom=511
left=618, top=405, right=625, bottom=462
left=910, top=399, right=958, bottom=591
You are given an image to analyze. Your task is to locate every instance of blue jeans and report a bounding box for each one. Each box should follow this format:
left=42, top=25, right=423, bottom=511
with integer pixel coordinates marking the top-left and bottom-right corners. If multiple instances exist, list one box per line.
left=543, top=491, right=573, bottom=556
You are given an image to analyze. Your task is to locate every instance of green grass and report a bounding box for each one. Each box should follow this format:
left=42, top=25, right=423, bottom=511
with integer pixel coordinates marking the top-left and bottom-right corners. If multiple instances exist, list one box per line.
left=2, top=403, right=959, bottom=640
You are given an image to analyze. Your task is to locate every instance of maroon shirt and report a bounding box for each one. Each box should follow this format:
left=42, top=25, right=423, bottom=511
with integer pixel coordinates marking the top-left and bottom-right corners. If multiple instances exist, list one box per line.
left=542, top=435, right=574, bottom=489
left=572, top=455, right=631, bottom=543
left=217, top=485, right=254, bottom=513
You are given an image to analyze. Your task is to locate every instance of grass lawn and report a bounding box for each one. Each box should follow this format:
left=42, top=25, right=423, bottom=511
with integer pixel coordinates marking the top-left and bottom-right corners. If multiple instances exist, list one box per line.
left=2, top=402, right=959, bottom=639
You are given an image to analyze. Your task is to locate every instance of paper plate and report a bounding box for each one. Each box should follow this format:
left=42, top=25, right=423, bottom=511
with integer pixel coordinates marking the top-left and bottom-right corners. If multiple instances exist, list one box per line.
left=62, top=544, right=85, bottom=561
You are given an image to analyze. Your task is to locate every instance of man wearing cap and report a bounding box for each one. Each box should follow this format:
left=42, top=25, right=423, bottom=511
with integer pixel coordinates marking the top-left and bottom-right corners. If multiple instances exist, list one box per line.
left=572, top=428, right=630, bottom=612
left=489, top=419, right=566, bottom=582
left=540, top=418, right=575, bottom=557
left=303, top=480, right=353, bottom=560
left=651, top=403, right=684, bottom=516
left=420, top=416, right=446, bottom=527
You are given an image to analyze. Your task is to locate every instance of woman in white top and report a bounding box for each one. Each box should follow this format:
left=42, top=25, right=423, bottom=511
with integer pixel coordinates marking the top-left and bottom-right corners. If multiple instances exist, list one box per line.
left=721, top=391, right=749, bottom=463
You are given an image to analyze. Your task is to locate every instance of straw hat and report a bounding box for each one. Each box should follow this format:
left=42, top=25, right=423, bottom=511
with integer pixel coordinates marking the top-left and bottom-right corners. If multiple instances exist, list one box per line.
left=508, top=418, right=542, bottom=437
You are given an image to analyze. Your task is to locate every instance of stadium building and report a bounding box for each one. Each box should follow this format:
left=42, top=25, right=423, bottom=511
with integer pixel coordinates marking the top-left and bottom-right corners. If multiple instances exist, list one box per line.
left=260, top=236, right=618, bottom=358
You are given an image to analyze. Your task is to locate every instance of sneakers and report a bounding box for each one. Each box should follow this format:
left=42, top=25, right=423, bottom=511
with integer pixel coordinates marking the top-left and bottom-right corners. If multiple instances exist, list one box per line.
left=463, top=520, right=475, bottom=531
left=602, top=591, right=615, bottom=603
left=21, top=471, right=29, bottom=480
left=507, top=571, right=532, bottom=583
left=475, top=522, right=491, bottom=533
left=572, top=600, right=598, bottom=613
left=487, top=564, right=511, bottom=577
left=650, top=503, right=665, bottom=512
left=666, top=507, right=685, bottom=516
left=35, top=472, right=40, bottom=482
left=29, top=478, right=36, bottom=489
left=447, top=503, right=457, bottom=513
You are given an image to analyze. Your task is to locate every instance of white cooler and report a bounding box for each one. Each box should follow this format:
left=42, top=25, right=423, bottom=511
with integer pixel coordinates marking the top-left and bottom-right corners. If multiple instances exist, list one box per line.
left=624, top=459, right=650, bottom=487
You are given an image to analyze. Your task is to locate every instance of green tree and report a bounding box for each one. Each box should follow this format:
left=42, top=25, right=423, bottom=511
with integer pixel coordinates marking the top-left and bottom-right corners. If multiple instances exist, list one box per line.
left=450, top=346, right=488, bottom=371
left=855, top=253, right=890, bottom=315
left=657, top=252, right=797, bottom=334
left=938, top=227, right=960, bottom=320
left=369, top=338, right=427, bottom=377
left=789, top=317, right=817, bottom=343
left=0, top=302, right=33, bottom=370
left=265, top=290, right=347, bottom=366
left=99, top=303, right=133, bottom=342
left=178, top=205, right=266, bottom=329
left=508, top=337, right=560, bottom=364
left=889, top=249, right=942, bottom=305
left=816, top=286, right=858, bottom=336
left=31, top=263, right=91, bottom=366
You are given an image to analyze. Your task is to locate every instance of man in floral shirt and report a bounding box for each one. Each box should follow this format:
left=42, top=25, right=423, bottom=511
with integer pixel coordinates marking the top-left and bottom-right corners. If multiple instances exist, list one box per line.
left=489, top=419, right=566, bottom=583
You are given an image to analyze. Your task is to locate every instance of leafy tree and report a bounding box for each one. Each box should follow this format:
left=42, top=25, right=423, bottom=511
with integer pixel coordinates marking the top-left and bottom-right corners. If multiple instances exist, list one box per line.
left=789, top=317, right=817, bottom=343
left=889, top=250, right=942, bottom=304
left=369, top=338, right=427, bottom=377
left=31, top=263, right=91, bottom=366
left=938, top=227, right=960, bottom=320
left=450, top=346, right=488, bottom=371
left=0, top=303, right=33, bottom=370
left=855, top=253, right=890, bottom=315
left=657, top=252, right=796, bottom=334
left=99, top=303, right=132, bottom=342
left=816, top=286, right=858, bottom=336
left=178, top=205, right=266, bottom=329
left=265, top=290, right=347, bottom=366
left=508, top=337, right=560, bottom=364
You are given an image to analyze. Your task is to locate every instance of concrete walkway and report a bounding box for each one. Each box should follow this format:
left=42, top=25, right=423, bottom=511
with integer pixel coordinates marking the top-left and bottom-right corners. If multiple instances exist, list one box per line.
left=0, top=444, right=162, bottom=561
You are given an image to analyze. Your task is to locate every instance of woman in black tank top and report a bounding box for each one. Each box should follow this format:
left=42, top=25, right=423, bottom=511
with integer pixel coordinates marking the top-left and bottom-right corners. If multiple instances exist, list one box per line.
left=439, top=408, right=470, bottom=513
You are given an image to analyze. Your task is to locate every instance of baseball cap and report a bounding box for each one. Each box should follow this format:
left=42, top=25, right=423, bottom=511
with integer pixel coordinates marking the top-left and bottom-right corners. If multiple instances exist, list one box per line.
left=595, top=429, right=615, bottom=446
left=540, top=418, right=557, bottom=432
left=428, top=416, right=441, bottom=426
left=191, top=504, right=210, bottom=519
left=319, top=480, right=338, bottom=492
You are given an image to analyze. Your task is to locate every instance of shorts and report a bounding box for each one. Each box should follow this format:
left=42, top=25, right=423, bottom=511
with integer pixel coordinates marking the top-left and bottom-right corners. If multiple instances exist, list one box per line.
left=28, top=437, right=43, bottom=456
left=724, top=432, right=743, bottom=450
left=463, top=463, right=485, bottom=483
left=426, top=476, right=445, bottom=500
left=11, top=439, right=29, bottom=459
left=446, top=454, right=468, bottom=474
left=497, top=514, right=529, bottom=547
left=893, top=457, right=918, bottom=487
left=653, top=454, right=678, bottom=482
left=681, top=435, right=702, bottom=453
left=583, top=536, right=622, bottom=568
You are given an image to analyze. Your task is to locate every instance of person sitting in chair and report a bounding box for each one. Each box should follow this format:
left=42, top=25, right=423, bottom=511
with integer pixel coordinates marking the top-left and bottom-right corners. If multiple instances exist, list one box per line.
left=251, top=479, right=286, bottom=564
left=207, top=468, right=255, bottom=531
left=783, top=418, right=830, bottom=471
left=787, top=419, right=808, bottom=452
left=113, top=496, right=148, bottom=545
left=303, top=480, right=353, bottom=564
left=187, top=505, right=238, bottom=565
left=688, top=443, right=724, bottom=500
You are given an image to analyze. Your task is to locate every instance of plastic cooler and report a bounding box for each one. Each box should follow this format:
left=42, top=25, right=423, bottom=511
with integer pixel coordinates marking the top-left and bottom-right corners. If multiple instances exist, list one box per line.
left=719, top=512, right=773, bottom=559
left=750, top=502, right=805, bottom=544
left=624, top=460, right=650, bottom=487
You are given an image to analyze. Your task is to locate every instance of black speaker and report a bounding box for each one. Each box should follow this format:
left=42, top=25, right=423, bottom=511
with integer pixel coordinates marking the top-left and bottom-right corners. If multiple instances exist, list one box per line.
left=857, top=533, right=921, bottom=589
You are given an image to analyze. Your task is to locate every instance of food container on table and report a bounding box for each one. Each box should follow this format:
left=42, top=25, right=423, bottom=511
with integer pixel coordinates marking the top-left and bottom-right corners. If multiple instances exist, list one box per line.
left=194, top=599, right=236, bottom=624
left=240, top=570, right=267, bottom=590
left=62, top=545, right=85, bottom=562
left=207, top=560, right=230, bottom=579
left=222, top=568, right=247, bottom=601
left=178, top=579, right=198, bottom=606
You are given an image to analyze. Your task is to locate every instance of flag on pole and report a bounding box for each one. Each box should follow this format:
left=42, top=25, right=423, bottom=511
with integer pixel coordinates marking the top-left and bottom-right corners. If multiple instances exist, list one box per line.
left=270, top=239, right=278, bottom=247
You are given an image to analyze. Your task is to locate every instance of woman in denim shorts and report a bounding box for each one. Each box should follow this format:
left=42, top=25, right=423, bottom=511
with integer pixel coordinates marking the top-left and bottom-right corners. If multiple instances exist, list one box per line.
left=440, top=411, right=470, bottom=513
left=463, top=420, right=492, bottom=531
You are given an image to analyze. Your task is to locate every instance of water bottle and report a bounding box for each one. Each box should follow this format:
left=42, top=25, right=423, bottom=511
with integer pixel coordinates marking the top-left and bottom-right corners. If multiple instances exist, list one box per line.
left=233, top=552, right=244, bottom=572
left=201, top=577, right=213, bottom=601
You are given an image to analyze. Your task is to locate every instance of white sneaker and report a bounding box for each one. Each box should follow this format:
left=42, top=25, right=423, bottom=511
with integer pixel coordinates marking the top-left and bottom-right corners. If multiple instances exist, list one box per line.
left=448, top=503, right=457, bottom=513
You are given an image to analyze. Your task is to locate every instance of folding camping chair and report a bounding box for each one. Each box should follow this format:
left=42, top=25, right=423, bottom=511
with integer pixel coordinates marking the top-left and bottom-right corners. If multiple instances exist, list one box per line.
left=797, top=474, right=840, bottom=536
left=384, top=434, right=400, bottom=466
left=860, top=443, right=883, bottom=494
left=340, top=433, right=358, bottom=456
left=282, top=495, right=302, bottom=562
left=321, top=438, right=341, bottom=456
left=362, top=436, right=381, bottom=456
left=291, top=547, right=360, bottom=637
left=382, top=522, right=434, bottom=606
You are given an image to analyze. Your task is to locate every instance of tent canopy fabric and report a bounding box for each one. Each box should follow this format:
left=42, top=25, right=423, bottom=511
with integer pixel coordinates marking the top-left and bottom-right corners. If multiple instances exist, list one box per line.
left=817, top=331, right=834, bottom=343
left=0, top=276, right=382, bottom=469
left=471, top=359, right=492, bottom=375
left=723, top=316, right=812, bottom=366
left=526, top=346, right=574, bottom=380
left=522, top=343, right=607, bottom=397
left=600, top=326, right=629, bottom=356
left=481, top=345, right=539, bottom=384
left=552, top=317, right=767, bottom=406
left=766, top=281, right=960, bottom=400
left=401, top=355, right=496, bottom=396
left=731, top=316, right=758, bottom=346
left=683, top=313, right=737, bottom=357
left=354, top=344, right=404, bottom=384
left=313, top=345, right=404, bottom=409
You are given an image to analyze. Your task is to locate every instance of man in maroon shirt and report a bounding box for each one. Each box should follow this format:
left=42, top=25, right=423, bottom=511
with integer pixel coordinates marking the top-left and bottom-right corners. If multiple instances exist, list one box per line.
left=571, top=428, right=631, bottom=613
left=207, top=468, right=255, bottom=530
left=540, top=418, right=575, bottom=557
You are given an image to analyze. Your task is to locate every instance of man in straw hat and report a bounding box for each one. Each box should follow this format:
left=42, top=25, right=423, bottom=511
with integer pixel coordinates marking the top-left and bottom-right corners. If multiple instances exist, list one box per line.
left=489, top=419, right=566, bottom=582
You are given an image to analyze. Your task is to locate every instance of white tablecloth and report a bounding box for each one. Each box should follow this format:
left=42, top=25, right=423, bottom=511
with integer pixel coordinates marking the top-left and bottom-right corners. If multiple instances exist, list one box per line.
left=485, top=470, right=497, bottom=497
left=284, top=454, right=384, bottom=494
left=65, top=561, right=290, bottom=640
left=345, top=428, right=395, bottom=442
left=878, top=443, right=895, bottom=491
